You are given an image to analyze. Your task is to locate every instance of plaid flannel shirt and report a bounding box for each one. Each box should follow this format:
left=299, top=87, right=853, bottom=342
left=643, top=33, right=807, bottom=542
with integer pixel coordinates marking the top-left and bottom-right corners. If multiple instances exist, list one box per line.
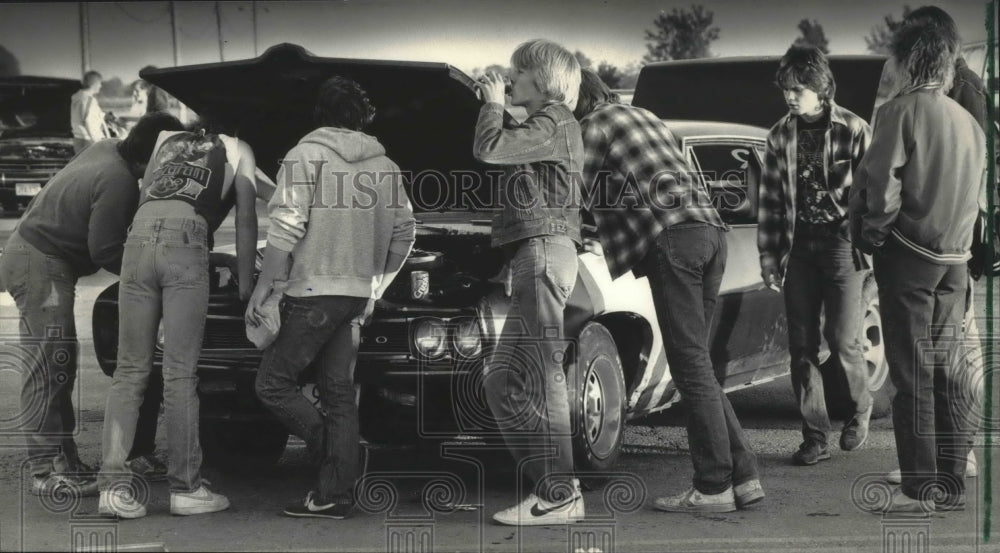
left=580, top=102, right=724, bottom=279
left=757, top=102, right=871, bottom=276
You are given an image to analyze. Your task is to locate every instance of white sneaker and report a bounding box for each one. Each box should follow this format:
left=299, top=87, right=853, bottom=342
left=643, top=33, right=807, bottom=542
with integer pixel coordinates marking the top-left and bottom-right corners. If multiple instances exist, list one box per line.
left=99, top=488, right=147, bottom=519
left=887, top=450, right=978, bottom=484
left=492, top=485, right=584, bottom=526
left=653, top=487, right=736, bottom=513
left=170, top=485, right=230, bottom=516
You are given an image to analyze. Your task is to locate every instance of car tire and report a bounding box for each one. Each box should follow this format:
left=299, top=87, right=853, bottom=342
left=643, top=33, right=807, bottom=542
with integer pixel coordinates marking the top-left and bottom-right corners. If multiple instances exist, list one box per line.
left=823, top=274, right=893, bottom=420
left=199, top=420, right=289, bottom=470
left=566, top=321, right=626, bottom=480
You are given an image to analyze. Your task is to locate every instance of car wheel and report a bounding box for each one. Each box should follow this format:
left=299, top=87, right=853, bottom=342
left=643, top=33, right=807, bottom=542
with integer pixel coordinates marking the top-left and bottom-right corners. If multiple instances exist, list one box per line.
left=200, top=420, right=289, bottom=470
left=861, top=275, right=893, bottom=419
left=566, top=321, right=626, bottom=478
left=823, top=274, right=893, bottom=420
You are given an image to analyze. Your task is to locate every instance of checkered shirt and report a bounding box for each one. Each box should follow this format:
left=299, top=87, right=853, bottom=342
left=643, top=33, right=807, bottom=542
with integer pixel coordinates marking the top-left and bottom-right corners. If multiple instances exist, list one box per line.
left=757, top=102, right=871, bottom=276
left=580, top=102, right=724, bottom=279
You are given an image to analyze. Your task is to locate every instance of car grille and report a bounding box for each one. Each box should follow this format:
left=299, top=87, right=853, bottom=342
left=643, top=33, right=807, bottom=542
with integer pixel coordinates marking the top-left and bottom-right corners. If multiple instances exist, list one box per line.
left=202, top=317, right=255, bottom=350
left=0, top=161, right=67, bottom=172
left=360, top=321, right=411, bottom=355
left=197, top=318, right=411, bottom=354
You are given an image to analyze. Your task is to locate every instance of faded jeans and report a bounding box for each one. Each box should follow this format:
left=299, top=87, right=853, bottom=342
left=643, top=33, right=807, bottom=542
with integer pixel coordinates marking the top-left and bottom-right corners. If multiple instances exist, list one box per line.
left=640, top=223, right=759, bottom=495
left=784, top=229, right=872, bottom=445
left=255, top=295, right=367, bottom=504
left=484, top=235, right=578, bottom=503
left=0, top=232, right=161, bottom=478
left=99, top=218, right=209, bottom=493
left=874, top=240, right=973, bottom=499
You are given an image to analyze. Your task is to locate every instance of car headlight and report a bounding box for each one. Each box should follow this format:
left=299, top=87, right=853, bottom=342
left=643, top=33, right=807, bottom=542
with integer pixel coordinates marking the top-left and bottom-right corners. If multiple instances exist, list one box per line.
left=451, top=317, right=482, bottom=358
left=412, top=318, right=447, bottom=358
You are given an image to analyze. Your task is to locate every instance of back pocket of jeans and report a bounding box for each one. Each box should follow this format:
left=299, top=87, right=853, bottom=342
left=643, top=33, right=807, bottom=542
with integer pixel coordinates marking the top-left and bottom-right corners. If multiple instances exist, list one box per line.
left=164, top=245, right=208, bottom=286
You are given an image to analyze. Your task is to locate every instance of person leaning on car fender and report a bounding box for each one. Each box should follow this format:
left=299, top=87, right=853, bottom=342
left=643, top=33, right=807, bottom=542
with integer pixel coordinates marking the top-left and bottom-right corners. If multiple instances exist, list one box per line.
left=0, top=112, right=184, bottom=499
left=849, top=20, right=986, bottom=516
left=574, top=69, right=761, bottom=515
left=248, top=76, right=415, bottom=520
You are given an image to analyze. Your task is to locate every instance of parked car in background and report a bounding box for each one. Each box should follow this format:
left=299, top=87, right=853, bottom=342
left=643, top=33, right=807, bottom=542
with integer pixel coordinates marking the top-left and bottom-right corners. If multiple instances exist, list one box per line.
left=0, top=76, right=78, bottom=213
left=92, top=46, right=892, bottom=474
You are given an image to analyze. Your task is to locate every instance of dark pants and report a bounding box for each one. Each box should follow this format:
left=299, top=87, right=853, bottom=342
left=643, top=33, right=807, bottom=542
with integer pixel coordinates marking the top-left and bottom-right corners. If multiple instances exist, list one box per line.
left=640, top=223, right=758, bottom=495
left=873, top=240, right=974, bottom=499
left=484, top=235, right=578, bottom=503
left=784, top=229, right=872, bottom=445
left=0, top=231, right=160, bottom=477
left=256, top=295, right=367, bottom=504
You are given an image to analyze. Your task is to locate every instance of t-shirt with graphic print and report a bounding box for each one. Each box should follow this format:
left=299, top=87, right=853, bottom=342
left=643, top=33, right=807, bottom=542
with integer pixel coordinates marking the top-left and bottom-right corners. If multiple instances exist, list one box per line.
left=795, top=111, right=840, bottom=224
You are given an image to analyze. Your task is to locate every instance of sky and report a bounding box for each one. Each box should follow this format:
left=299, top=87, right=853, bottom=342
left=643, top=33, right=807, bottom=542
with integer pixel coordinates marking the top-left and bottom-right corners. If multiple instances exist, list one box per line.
left=0, top=0, right=992, bottom=84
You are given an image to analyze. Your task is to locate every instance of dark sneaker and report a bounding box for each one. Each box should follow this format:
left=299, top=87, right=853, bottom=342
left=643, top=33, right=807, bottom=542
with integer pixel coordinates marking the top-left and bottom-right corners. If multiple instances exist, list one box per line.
left=733, top=479, right=765, bottom=509
left=792, top=441, right=831, bottom=466
left=283, top=491, right=354, bottom=519
left=839, top=405, right=873, bottom=451
left=126, top=454, right=168, bottom=483
left=30, top=472, right=99, bottom=497
left=653, top=487, right=736, bottom=514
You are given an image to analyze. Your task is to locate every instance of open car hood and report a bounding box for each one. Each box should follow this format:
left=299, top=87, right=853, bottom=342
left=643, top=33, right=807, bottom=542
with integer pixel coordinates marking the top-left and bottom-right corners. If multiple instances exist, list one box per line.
left=633, top=55, right=887, bottom=128
left=143, top=44, right=492, bottom=189
left=0, top=76, right=78, bottom=139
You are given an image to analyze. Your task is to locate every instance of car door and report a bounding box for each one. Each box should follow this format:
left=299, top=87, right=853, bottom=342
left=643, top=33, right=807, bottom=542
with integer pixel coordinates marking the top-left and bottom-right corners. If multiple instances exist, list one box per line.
left=684, top=138, right=790, bottom=388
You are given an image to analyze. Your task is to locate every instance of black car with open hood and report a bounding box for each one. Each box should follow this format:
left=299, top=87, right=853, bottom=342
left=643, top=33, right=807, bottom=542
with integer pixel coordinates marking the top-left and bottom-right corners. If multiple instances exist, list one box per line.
left=93, top=45, right=892, bottom=473
left=0, top=76, right=78, bottom=212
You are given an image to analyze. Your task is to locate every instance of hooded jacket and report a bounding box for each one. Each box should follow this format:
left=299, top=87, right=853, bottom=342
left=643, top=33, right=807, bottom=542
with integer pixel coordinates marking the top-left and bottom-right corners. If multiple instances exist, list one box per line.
left=267, top=127, right=416, bottom=298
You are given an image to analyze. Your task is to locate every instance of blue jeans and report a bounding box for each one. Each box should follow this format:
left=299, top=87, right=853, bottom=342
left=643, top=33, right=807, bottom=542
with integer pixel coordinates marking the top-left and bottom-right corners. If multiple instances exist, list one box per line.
left=874, top=240, right=974, bottom=499
left=784, top=229, right=872, bottom=445
left=484, top=235, right=578, bottom=503
left=100, top=218, right=210, bottom=493
left=255, top=295, right=367, bottom=504
left=640, top=223, right=758, bottom=495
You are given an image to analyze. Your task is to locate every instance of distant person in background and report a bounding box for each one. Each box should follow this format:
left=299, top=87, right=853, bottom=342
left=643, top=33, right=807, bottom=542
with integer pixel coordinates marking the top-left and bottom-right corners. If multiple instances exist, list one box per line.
left=869, top=3, right=986, bottom=491
left=139, top=65, right=172, bottom=114
left=129, top=80, right=149, bottom=117
left=70, top=70, right=108, bottom=154
left=0, top=112, right=184, bottom=499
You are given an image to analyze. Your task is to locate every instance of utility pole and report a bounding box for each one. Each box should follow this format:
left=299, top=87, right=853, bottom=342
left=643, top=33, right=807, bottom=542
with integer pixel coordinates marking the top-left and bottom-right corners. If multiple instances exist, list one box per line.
left=252, top=1, right=259, bottom=57
left=215, top=1, right=225, bottom=61
left=79, top=2, right=91, bottom=75
left=169, top=1, right=187, bottom=123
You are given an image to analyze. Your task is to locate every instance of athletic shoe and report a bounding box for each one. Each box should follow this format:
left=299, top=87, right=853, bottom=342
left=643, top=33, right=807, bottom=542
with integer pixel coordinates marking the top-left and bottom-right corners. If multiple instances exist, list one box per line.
left=170, top=485, right=230, bottom=515
left=792, top=441, right=831, bottom=466
left=282, top=491, right=354, bottom=519
left=126, top=454, right=168, bottom=483
left=734, top=479, right=765, bottom=509
left=653, top=487, right=736, bottom=513
left=492, top=489, right=585, bottom=526
left=840, top=405, right=873, bottom=451
left=99, top=488, right=147, bottom=519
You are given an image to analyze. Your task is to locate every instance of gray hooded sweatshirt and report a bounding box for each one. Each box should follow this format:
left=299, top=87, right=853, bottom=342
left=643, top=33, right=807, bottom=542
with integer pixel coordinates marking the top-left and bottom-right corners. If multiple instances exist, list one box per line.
left=266, top=127, right=415, bottom=298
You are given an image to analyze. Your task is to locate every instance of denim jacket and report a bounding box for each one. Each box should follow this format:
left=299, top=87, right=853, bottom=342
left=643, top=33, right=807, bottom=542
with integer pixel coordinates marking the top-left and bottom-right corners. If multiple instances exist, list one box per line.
left=473, top=102, right=583, bottom=248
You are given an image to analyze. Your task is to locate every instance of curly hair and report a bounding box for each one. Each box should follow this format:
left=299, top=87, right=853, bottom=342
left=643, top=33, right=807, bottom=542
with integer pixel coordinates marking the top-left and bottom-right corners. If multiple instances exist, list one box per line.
left=891, top=20, right=956, bottom=92
left=314, top=76, right=376, bottom=132
left=774, top=45, right=836, bottom=102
